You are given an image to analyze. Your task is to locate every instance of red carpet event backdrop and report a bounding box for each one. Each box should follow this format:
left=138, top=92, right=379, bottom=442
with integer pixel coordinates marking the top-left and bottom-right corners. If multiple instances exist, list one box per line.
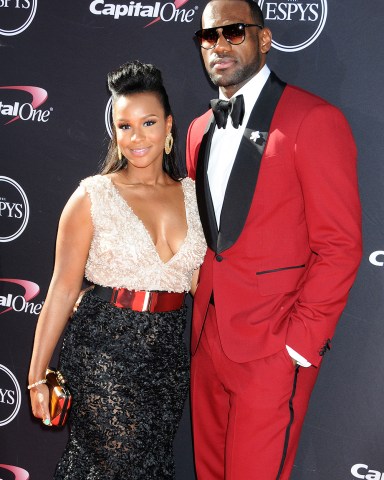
left=1, top=1, right=383, bottom=479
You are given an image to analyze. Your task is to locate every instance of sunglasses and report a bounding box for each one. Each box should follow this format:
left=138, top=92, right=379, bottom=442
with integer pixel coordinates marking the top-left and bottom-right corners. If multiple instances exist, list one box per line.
left=195, top=23, right=263, bottom=50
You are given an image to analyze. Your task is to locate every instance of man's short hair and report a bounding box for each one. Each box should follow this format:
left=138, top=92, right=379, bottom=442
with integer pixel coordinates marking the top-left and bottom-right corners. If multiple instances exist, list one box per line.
left=243, top=0, right=264, bottom=26
left=205, top=0, right=264, bottom=26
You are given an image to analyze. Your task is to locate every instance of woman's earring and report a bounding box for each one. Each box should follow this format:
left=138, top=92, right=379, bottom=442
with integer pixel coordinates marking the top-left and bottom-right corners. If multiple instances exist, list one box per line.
left=117, top=146, right=122, bottom=161
left=164, top=133, right=173, bottom=155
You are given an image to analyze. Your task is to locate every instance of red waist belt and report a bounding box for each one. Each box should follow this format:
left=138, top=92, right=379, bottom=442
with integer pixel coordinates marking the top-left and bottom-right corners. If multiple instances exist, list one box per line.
left=91, top=285, right=185, bottom=312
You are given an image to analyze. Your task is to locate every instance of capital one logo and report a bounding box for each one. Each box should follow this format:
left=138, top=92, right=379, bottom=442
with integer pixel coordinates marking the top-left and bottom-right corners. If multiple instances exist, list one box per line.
left=351, top=463, right=384, bottom=479
left=0, top=176, right=29, bottom=242
left=259, top=0, right=327, bottom=52
left=0, top=464, right=29, bottom=480
left=0, top=86, right=52, bottom=125
left=0, top=364, right=21, bottom=427
left=0, top=0, right=37, bottom=36
left=0, top=278, right=41, bottom=315
left=89, top=0, right=197, bottom=26
left=369, top=251, right=384, bottom=267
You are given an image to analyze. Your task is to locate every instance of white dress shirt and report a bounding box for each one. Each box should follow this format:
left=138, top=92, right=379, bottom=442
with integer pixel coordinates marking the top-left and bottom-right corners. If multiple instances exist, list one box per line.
left=207, top=65, right=311, bottom=368
left=208, top=65, right=270, bottom=225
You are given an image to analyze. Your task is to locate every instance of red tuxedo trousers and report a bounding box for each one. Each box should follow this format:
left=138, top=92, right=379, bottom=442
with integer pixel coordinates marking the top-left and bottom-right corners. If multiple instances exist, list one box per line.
left=191, top=305, right=319, bottom=480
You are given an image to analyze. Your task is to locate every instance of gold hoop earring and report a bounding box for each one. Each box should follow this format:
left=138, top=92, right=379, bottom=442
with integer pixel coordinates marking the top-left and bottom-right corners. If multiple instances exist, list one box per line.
left=117, top=146, right=122, bottom=161
left=164, top=133, right=173, bottom=155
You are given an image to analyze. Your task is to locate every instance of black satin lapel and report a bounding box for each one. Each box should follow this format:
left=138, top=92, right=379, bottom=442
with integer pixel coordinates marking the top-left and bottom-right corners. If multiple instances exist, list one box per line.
left=195, top=117, right=218, bottom=251
left=217, top=73, right=286, bottom=253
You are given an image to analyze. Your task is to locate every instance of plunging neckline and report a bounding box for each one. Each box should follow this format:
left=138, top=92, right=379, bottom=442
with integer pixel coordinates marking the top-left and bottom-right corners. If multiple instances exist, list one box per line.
left=103, top=175, right=189, bottom=265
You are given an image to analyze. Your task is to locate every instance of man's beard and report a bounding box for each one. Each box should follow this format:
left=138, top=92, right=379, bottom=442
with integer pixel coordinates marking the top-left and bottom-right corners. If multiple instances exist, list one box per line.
left=208, top=56, right=261, bottom=89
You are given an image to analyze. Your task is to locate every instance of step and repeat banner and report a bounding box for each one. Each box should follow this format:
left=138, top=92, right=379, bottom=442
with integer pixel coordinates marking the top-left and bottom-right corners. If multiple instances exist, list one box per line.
left=1, top=1, right=383, bottom=479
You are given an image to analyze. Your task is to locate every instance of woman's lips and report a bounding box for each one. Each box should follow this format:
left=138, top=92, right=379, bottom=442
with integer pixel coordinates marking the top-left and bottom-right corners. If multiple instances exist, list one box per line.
left=130, top=147, right=150, bottom=156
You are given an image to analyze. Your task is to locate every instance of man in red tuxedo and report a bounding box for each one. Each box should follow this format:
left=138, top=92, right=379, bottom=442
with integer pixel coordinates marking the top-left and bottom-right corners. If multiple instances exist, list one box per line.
left=186, top=0, right=362, bottom=478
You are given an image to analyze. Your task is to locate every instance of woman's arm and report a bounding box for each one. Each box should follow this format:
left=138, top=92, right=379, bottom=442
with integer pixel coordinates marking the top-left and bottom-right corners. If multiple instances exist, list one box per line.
left=28, top=185, right=93, bottom=424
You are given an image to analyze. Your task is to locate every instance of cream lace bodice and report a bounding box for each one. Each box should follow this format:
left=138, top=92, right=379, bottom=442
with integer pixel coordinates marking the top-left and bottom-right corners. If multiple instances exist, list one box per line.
left=82, top=175, right=207, bottom=293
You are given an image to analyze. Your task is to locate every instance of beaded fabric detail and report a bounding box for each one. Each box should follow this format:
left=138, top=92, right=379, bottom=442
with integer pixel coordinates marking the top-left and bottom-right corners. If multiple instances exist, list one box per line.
left=82, top=175, right=207, bottom=293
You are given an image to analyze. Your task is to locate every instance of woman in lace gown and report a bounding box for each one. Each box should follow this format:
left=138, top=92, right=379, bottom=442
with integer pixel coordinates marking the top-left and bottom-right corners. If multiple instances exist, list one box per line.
left=28, top=61, right=206, bottom=479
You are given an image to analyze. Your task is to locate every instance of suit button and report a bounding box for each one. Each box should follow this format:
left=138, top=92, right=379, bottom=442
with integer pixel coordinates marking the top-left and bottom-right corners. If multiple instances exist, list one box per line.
left=216, top=255, right=223, bottom=262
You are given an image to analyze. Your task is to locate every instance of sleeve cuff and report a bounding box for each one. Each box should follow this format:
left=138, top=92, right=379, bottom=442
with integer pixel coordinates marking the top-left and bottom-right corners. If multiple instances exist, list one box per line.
left=286, top=345, right=312, bottom=367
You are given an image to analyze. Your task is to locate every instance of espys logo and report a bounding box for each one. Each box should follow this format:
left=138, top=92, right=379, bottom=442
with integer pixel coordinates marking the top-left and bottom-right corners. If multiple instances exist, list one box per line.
left=0, top=176, right=29, bottom=242
left=0, top=86, right=52, bottom=125
left=369, top=251, right=384, bottom=267
left=351, top=463, right=384, bottom=479
left=0, top=0, right=37, bottom=37
left=105, top=97, right=113, bottom=138
left=89, top=0, right=196, bottom=26
left=0, top=364, right=21, bottom=427
left=0, top=464, right=29, bottom=480
left=259, top=0, right=327, bottom=52
left=0, top=278, right=41, bottom=315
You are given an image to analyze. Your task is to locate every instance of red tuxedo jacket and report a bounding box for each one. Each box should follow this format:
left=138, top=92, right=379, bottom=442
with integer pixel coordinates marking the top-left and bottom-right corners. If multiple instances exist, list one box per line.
left=186, top=73, right=362, bottom=367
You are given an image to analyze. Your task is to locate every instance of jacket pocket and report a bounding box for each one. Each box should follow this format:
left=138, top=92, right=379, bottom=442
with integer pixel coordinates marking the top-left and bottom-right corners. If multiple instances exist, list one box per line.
left=261, top=153, right=285, bottom=168
left=256, top=264, right=306, bottom=296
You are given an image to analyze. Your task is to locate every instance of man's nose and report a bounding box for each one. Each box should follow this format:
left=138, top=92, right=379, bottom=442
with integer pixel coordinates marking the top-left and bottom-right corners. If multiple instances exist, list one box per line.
left=213, top=29, right=232, bottom=52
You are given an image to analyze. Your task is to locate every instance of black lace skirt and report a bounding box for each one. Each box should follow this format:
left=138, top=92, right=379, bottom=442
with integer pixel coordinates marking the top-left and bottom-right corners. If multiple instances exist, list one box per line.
left=54, top=290, right=189, bottom=480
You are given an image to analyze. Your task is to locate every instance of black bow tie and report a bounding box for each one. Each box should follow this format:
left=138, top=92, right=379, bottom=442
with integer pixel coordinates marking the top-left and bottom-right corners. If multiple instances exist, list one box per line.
left=210, top=94, right=245, bottom=129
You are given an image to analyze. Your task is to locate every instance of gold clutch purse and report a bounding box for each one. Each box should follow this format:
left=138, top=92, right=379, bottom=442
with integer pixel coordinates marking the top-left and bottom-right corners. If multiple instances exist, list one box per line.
left=45, top=368, right=72, bottom=427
